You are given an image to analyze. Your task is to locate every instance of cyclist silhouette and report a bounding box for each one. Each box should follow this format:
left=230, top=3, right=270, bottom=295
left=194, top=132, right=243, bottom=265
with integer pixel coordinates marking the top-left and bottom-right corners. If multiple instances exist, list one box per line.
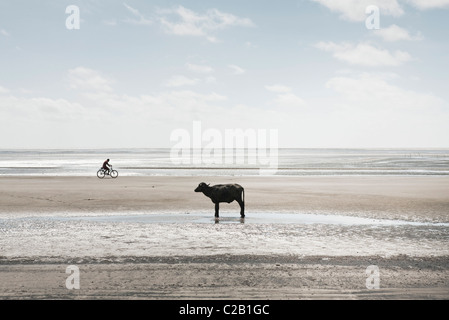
left=102, top=159, right=111, bottom=175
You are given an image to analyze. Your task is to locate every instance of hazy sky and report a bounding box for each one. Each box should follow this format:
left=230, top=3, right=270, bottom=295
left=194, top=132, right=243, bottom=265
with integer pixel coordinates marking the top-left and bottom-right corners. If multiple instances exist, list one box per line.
left=1, top=0, right=448, bottom=148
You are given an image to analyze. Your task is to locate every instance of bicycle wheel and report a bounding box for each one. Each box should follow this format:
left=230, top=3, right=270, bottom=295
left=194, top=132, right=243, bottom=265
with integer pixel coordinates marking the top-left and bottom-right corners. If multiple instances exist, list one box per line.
left=110, top=170, right=118, bottom=178
left=97, top=169, right=105, bottom=179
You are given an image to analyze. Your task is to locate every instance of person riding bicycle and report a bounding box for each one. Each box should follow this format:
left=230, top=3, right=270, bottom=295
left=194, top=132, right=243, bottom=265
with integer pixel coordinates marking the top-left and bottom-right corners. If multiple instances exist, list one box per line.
left=102, top=159, right=111, bottom=175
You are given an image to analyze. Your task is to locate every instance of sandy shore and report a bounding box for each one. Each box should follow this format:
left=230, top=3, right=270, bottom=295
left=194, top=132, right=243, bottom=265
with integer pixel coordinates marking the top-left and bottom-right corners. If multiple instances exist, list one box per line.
left=1, top=256, right=449, bottom=300
left=1, top=175, right=449, bottom=300
left=1, top=175, right=448, bottom=221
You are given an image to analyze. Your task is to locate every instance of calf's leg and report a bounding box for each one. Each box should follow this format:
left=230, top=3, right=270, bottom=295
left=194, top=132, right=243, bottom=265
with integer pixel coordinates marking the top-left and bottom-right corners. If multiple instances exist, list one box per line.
left=237, top=199, right=245, bottom=218
left=215, top=202, right=219, bottom=218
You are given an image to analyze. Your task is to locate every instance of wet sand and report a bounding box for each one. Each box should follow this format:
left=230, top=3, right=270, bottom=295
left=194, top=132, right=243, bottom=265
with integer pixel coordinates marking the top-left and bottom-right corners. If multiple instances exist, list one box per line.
left=1, top=175, right=448, bottom=221
left=1, top=256, right=449, bottom=300
left=1, top=175, right=449, bottom=300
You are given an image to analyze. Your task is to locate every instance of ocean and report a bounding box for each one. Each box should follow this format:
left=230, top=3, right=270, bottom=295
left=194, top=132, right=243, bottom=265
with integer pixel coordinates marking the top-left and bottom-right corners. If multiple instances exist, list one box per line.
left=0, top=148, right=448, bottom=176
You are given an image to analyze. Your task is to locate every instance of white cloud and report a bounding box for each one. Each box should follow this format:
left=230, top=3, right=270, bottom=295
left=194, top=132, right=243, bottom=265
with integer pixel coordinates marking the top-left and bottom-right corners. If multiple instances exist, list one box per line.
left=102, top=20, right=117, bottom=26
left=68, top=67, right=114, bottom=93
left=311, top=0, right=449, bottom=23
left=265, top=84, right=292, bottom=93
left=123, top=3, right=152, bottom=25
left=274, top=93, right=307, bottom=108
left=204, top=76, right=217, bottom=84
left=156, top=6, right=254, bottom=42
left=186, top=63, right=214, bottom=74
left=325, top=73, right=444, bottom=113
left=0, top=95, right=87, bottom=123
left=278, top=72, right=449, bottom=148
left=373, top=24, right=423, bottom=42
left=405, top=0, right=449, bottom=9
left=245, top=41, right=257, bottom=49
left=1, top=29, right=10, bottom=37
left=2, top=65, right=448, bottom=149
left=315, top=41, right=412, bottom=66
left=265, top=85, right=306, bottom=109
left=18, top=88, right=36, bottom=94
left=228, top=64, right=246, bottom=75
left=0, top=66, right=231, bottom=148
left=165, top=75, right=200, bottom=87
left=206, top=36, right=220, bottom=43
left=0, top=85, right=9, bottom=94
left=259, top=74, right=448, bottom=148
left=311, top=0, right=404, bottom=21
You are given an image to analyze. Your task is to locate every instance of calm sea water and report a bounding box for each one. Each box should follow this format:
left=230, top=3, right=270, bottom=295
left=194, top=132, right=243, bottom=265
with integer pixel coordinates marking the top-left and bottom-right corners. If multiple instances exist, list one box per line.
left=0, top=148, right=448, bottom=176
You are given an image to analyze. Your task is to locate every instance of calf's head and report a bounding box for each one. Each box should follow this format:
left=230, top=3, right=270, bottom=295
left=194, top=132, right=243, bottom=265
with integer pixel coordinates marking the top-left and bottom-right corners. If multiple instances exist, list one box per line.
left=194, top=182, right=209, bottom=192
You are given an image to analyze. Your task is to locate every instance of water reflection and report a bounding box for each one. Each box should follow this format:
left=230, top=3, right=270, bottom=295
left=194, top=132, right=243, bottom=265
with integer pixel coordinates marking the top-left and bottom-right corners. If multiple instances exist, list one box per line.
left=214, top=217, right=245, bottom=224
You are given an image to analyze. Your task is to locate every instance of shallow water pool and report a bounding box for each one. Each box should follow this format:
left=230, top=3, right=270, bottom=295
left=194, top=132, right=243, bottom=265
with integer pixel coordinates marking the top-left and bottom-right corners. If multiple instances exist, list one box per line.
left=54, top=212, right=449, bottom=227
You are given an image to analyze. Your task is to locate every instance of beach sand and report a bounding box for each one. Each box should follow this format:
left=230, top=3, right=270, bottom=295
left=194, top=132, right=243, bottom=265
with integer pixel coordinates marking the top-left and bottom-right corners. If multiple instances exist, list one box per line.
left=1, top=175, right=449, bottom=300
left=1, top=175, right=448, bottom=221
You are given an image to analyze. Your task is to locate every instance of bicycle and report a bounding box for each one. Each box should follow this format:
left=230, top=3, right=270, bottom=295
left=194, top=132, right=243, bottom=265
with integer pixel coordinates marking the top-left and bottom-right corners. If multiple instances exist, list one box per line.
left=97, top=166, right=118, bottom=179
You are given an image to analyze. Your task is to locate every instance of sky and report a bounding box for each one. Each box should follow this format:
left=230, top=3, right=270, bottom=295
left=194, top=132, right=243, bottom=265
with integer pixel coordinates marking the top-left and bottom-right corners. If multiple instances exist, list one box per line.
left=0, top=0, right=448, bottom=149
